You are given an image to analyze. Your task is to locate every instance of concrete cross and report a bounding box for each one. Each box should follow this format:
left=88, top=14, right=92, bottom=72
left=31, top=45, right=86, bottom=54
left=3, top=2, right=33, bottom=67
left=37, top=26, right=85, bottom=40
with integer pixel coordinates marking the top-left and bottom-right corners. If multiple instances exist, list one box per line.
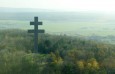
left=28, top=17, right=45, bottom=52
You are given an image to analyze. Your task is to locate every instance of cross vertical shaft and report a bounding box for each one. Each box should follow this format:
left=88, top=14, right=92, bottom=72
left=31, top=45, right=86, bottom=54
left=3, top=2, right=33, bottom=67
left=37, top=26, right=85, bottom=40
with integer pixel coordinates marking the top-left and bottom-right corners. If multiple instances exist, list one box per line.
left=34, top=17, right=38, bottom=52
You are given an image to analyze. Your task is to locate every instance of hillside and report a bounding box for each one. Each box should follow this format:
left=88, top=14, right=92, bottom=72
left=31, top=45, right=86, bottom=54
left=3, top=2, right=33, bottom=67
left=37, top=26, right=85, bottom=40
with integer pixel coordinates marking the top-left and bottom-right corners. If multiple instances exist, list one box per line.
left=0, top=29, right=115, bottom=74
left=1, top=11, right=115, bottom=38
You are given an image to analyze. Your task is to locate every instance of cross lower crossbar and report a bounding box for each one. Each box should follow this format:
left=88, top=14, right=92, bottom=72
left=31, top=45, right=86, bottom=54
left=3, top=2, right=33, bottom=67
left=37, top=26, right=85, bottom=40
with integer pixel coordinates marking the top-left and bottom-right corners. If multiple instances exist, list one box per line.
left=28, top=30, right=45, bottom=33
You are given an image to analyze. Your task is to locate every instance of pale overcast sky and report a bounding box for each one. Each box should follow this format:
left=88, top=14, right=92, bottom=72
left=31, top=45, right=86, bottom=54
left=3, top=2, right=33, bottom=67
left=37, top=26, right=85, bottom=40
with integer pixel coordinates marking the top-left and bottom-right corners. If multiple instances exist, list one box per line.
left=0, top=0, right=115, bottom=12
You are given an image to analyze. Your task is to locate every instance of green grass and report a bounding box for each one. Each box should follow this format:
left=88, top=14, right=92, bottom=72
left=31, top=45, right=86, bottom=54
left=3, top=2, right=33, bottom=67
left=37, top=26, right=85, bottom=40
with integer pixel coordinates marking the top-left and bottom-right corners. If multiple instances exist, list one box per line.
left=1, top=20, right=115, bottom=36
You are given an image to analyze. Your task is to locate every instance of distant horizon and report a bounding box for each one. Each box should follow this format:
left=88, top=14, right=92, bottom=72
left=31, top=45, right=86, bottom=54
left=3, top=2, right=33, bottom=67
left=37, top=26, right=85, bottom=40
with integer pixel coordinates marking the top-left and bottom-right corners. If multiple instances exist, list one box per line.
left=0, top=7, right=115, bottom=14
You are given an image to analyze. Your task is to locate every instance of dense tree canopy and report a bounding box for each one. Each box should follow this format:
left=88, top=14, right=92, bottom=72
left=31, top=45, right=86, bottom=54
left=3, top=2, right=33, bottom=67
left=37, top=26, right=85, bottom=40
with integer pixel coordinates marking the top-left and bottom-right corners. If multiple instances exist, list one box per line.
left=0, top=30, right=114, bottom=74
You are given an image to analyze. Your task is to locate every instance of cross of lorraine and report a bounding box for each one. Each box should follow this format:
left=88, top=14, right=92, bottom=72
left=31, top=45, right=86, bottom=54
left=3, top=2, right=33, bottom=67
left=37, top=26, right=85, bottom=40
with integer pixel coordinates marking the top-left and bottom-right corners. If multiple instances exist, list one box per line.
left=28, top=17, right=45, bottom=53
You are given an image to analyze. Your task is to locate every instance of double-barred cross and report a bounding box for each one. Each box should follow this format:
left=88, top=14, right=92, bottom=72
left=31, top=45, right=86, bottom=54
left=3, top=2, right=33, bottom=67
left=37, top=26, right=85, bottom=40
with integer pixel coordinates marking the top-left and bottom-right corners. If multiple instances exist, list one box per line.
left=28, top=17, right=45, bottom=52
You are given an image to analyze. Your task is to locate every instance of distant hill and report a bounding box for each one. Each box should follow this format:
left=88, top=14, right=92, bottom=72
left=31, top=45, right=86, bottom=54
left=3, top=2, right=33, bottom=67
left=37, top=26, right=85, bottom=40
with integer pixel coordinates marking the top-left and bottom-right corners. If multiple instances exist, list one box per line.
left=0, top=7, right=56, bottom=12
left=0, top=8, right=108, bottom=21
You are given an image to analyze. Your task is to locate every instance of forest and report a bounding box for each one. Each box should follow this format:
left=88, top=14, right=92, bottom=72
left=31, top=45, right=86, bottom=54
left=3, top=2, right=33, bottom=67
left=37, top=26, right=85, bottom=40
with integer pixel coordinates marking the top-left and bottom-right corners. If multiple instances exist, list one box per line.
left=0, top=29, right=115, bottom=74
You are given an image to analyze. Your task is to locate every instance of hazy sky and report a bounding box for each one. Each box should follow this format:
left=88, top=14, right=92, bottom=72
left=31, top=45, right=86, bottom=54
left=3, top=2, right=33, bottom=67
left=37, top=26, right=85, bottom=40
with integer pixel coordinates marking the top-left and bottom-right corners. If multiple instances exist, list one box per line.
left=0, top=0, right=115, bottom=12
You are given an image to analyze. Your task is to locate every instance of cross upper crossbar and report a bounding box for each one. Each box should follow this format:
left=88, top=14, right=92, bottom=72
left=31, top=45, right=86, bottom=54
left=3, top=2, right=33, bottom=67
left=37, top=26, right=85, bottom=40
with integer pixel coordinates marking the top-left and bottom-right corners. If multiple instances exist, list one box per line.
left=30, top=21, right=42, bottom=25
